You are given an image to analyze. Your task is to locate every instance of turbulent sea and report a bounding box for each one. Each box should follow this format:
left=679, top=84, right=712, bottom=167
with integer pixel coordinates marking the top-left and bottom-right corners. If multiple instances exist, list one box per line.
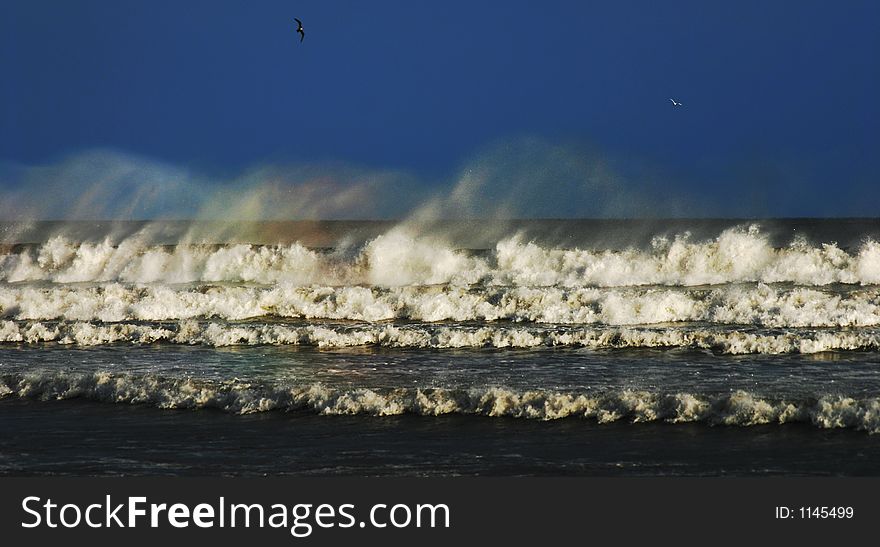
left=1, top=219, right=880, bottom=476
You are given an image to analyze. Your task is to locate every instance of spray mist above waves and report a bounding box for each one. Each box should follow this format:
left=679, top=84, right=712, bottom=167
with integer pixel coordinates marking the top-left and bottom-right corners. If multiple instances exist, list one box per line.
left=6, top=145, right=880, bottom=356
left=3, top=145, right=879, bottom=287
left=0, top=138, right=689, bottom=226
left=2, top=147, right=880, bottom=318
left=0, top=149, right=428, bottom=223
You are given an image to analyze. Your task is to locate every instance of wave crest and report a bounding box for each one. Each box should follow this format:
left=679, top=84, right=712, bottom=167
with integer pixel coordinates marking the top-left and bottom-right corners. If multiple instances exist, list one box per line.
left=4, top=226, right=880, bottom=287
left=2, top=372, right=877, bottom=432
left=3, top=283, right=880, bottom=328
left=2, top=319, right=879, bottom=354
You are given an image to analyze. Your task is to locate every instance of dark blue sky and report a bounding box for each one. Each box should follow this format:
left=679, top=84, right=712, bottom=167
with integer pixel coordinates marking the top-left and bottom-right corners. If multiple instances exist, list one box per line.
left=1, top=0, right=878, bottom=217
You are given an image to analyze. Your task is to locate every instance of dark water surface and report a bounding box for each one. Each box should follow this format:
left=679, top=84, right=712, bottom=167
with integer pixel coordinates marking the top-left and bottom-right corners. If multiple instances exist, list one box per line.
left=2, top=398, right=878, bottom=477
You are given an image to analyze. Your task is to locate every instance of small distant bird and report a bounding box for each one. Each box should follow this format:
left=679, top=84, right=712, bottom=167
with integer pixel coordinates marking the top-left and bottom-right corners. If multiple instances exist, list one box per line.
left=294, top=18, right=304, bottom=42
left=669, top=98, right=683, bottom=107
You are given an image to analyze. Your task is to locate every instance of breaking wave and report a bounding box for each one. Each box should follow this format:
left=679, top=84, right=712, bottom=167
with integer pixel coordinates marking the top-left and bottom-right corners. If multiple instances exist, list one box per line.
left=3, top=283, right=880, bottom=328
left=1, top=371, right=877, bottom=432
left=1, top=319, right=879, bottom=354
left=3, top=225, right=880, bottom=287
left=4, top=224, right=880, bottom=355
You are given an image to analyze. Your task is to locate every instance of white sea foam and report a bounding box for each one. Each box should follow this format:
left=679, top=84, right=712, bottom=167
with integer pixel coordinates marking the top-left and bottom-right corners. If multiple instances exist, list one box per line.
left=1, top=372, right=877, bottom=432
left=3, top=226, right=880, bottom=287
left=4, top=226, right=880, bottom=354
left=3, top=283, right=880, bottom=327
left=1, top=319, right=878, bottom=354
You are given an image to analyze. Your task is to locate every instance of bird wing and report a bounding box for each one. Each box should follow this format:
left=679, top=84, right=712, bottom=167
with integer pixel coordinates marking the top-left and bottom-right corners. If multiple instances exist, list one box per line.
left=298, top=29, right=304, bottom=42
left=669, top=98, right=675, bottom=104
left=295, top=18, right=302, bottom=27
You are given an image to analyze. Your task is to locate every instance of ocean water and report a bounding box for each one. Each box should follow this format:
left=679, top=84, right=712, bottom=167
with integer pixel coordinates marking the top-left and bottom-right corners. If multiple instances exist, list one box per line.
left=1, top=219, right=880, bottom=476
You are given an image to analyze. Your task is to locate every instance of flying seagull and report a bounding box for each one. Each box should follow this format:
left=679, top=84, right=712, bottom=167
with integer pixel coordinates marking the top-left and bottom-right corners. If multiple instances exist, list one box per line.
left=669, top=98, right=682, bottom=107
left=294, top=18, right=304, bottom=42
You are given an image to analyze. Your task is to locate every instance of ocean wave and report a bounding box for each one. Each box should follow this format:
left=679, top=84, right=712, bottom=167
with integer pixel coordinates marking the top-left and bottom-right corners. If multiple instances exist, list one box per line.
left=1, top=371, right=877, bottom=432
left=1, top=319, right=879, bottom=354
left=3, top=226, right=880, bottom=287
left=3, top=283, right=880, bottom=327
